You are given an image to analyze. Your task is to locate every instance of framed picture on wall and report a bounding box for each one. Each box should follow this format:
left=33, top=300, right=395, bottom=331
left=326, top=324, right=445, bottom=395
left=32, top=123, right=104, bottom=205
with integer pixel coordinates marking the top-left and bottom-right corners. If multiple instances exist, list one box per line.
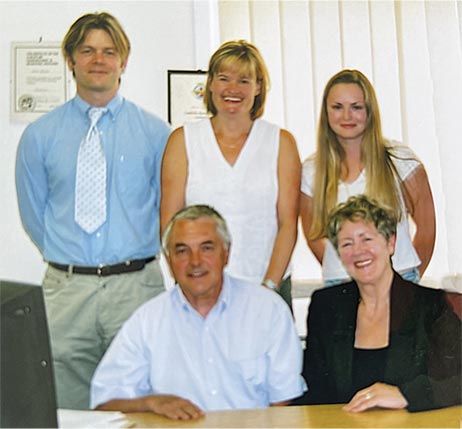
left=11, top=41, right=71, bottom=122
left=167, top=70, right=208, bottom=128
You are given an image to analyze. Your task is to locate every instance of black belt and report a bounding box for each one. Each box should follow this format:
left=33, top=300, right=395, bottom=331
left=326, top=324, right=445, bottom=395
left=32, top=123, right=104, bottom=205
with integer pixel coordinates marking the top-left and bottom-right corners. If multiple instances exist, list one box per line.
left=49, top=256, right=156, bottom=277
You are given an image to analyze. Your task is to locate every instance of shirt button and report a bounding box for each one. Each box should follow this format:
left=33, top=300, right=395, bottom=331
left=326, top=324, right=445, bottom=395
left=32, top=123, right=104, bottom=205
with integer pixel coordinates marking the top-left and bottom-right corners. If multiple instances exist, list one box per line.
left=96, top=232, right=101, bottom=238
left=208, top=357, right=213, bottom=364
left=211, top=389, right=218, bottom=396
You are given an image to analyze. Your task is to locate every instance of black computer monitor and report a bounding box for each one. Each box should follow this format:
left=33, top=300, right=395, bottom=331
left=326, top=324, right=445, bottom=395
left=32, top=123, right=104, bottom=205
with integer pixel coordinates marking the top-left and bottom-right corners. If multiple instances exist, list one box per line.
left=1, top=280, right=58, bottom=428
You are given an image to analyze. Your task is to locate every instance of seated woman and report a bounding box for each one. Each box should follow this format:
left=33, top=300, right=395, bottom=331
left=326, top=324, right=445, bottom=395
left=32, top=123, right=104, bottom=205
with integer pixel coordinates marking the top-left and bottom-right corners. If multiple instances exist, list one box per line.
left=295, top=195, right=461, bottom=412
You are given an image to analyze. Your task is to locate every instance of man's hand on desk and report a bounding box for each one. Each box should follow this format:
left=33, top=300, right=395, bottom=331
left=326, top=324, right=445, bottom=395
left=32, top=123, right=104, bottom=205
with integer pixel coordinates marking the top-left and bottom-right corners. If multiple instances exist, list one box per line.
left=144, top=394, right=205, bottom=420
left=96, top=394, right=205, bottom=420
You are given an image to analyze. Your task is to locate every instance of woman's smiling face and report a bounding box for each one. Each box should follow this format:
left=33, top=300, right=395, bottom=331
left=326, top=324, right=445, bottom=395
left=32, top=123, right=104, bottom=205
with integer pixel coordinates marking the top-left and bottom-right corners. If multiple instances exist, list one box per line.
left=337, top=219, right=395, bottom=286
left=208, top=65, right=261, bottom=117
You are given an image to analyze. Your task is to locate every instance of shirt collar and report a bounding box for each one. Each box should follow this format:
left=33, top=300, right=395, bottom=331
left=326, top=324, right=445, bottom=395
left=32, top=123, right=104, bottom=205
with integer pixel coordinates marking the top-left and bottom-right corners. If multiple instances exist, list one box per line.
left=74, top=93, right=123, bottom=119
left=173, top=273, right=231, bottom=315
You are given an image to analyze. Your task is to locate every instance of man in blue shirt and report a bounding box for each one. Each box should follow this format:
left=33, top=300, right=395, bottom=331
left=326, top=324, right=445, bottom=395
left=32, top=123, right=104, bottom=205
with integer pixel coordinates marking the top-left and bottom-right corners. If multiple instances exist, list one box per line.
left=90, top=205, right=306, bottom=419
left=15, top=12, right=170, bottom=410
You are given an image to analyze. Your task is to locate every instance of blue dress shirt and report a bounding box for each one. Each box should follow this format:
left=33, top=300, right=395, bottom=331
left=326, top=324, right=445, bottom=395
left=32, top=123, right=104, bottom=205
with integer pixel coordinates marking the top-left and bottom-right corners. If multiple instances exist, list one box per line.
left=15, top=94, right=170, bottom=265
left=90, top=274, right=306, bottom=410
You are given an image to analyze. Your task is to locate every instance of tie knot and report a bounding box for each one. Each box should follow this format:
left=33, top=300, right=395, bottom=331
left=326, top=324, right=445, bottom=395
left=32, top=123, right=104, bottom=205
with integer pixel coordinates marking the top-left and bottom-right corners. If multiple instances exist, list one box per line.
left=88, top=107, right=107, bottom=126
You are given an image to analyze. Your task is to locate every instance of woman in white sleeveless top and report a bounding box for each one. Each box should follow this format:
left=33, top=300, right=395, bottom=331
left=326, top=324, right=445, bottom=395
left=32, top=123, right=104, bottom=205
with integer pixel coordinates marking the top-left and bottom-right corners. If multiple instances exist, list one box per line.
left=300, top=69, right=436, bottom=286
left=161, top=40, right=300, bottom=308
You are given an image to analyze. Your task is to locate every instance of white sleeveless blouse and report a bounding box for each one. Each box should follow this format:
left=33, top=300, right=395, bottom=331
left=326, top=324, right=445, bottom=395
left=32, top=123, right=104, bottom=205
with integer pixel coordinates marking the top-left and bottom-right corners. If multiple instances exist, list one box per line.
left=184, top=118, right=280, bottom=284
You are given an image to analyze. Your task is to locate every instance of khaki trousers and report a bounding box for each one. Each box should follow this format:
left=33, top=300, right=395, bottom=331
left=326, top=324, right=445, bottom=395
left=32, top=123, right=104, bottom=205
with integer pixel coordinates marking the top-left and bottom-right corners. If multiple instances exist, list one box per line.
left=277, top=276, right=293, bottom=311
left=42, top=259, right=164, bottom=410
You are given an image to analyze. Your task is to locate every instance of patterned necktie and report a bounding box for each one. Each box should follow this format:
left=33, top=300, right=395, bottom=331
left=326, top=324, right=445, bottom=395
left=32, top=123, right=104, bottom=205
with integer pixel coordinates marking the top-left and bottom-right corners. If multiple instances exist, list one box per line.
left=75, top=107, right=108, bottom=234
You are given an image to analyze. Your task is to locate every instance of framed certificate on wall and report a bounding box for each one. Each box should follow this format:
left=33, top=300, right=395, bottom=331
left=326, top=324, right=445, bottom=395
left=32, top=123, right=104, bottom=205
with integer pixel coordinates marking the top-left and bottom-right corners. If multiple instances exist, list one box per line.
left=11, top=42, right=71, bottom=122
left=167, top=70, right=208, bottom=128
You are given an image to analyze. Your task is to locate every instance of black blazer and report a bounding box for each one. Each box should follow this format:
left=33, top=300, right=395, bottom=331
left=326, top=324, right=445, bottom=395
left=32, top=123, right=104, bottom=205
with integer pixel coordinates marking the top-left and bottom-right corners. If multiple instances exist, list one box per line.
left=294, top=273, right=461, bottom=412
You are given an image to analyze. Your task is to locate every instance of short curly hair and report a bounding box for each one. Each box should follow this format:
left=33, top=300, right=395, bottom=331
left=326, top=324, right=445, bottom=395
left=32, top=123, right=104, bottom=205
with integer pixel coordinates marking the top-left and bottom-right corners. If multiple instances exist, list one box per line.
left=327, top=195, right=397, bottom=251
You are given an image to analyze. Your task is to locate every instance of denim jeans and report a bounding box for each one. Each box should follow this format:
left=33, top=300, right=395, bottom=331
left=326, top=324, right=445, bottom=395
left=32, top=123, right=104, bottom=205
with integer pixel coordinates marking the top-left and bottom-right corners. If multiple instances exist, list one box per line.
left=324, top=267, right=420, bottom=288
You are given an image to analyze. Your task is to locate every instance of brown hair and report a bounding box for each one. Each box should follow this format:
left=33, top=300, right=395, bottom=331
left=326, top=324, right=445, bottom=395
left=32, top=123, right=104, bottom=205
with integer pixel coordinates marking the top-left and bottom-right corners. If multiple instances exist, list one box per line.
left=62, top=12, right=130, bottom=65
left=327, top=195, right=397, bottom=251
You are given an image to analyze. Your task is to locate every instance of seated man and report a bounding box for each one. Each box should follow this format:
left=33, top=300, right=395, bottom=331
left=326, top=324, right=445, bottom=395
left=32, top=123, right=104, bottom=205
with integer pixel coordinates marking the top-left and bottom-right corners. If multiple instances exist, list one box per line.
left=90, top=205, right=306, bottom=420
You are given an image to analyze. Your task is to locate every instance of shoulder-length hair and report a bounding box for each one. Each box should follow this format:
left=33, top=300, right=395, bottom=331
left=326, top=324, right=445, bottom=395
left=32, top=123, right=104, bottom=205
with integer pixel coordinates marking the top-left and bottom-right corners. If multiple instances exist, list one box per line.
left=204, top=40, right=269, bottom=120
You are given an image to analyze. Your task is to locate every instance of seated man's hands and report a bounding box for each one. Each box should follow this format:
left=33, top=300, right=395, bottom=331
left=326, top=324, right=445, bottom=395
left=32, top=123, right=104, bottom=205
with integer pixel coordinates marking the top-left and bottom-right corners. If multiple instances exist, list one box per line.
left=144, top=394, right=204, bottom=420
left=96, top=393, right=204, bottom=420
left=343, top=382, right=408, bottom=413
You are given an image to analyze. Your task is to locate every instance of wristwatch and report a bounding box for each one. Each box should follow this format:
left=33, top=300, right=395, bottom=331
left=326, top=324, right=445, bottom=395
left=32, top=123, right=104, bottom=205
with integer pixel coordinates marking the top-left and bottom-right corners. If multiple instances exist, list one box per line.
left=262, top=279, right=278, bottom=291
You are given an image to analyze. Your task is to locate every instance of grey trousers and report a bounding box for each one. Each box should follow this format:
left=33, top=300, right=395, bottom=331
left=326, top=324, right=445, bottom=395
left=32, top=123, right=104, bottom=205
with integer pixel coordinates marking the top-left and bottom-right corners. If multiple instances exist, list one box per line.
left=277, top=276, right=293, bottom=312
left=42, top=259, right=164, bottom=410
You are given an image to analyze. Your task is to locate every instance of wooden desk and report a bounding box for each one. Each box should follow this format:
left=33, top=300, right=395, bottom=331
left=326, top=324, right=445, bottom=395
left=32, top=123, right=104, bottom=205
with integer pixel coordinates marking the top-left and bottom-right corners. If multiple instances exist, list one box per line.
left=127, top=404, right=461, bottom=428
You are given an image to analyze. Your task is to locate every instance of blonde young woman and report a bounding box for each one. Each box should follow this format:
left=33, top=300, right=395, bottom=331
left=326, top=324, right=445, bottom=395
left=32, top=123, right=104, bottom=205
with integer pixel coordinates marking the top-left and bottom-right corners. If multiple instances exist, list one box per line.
left=300, top=69, right=435, bottom=286
left=161, top=40, right=301, bottom=307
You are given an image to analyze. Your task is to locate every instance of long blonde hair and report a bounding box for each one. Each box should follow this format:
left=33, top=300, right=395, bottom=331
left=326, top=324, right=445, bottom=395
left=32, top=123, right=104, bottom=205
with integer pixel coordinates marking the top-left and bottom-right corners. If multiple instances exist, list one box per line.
left=310, top=69, right=412, bottom=240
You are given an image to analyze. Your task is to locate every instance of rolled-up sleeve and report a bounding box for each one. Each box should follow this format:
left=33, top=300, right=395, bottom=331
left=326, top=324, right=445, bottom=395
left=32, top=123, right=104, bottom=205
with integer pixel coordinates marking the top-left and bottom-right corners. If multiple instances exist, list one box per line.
left=266, top=302, right=307, bottom=403
left=90, top=311, right=152, bottom=409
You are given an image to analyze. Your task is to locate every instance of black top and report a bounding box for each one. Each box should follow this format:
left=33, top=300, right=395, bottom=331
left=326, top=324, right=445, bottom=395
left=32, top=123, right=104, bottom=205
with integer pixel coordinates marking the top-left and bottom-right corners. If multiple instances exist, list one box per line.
left=352, top=346, right=388, bottom=395
left=293, top=272, right=462, bottom=412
